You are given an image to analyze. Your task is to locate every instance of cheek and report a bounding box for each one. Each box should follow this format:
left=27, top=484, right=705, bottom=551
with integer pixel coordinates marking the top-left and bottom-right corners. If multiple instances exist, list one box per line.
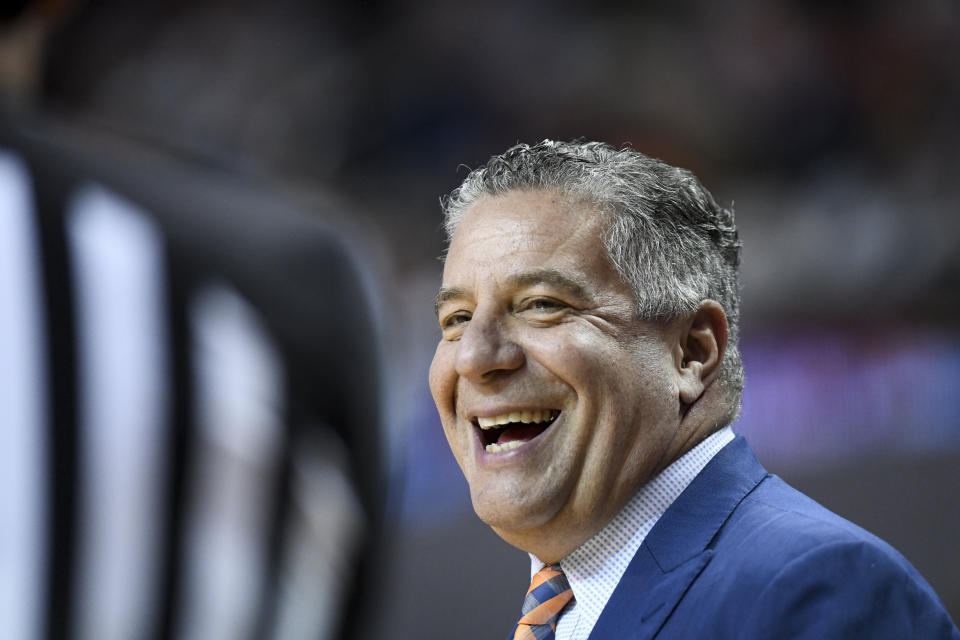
left=429, top=348, right=464, bottom=450
left=428, top=344, right=451, bottom=404
left=524, top=326, right=602, bottom=373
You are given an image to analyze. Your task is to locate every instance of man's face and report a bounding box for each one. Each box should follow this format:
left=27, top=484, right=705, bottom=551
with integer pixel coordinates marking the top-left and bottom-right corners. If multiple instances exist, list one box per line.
left=429, top=189, right=687, bottom=555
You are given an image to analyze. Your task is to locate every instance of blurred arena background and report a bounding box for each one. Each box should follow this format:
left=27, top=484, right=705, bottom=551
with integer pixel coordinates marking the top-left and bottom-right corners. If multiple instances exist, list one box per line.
left=9, top=0, right=960, bottom=637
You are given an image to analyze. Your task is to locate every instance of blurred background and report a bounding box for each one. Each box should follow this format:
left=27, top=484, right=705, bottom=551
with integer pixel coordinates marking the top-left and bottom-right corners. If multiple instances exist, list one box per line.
left=6, top=0, right=960, bottom=637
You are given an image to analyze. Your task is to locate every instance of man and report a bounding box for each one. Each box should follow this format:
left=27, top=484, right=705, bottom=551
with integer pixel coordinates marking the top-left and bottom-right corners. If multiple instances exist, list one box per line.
left=429, top=140, right=959, bottom=639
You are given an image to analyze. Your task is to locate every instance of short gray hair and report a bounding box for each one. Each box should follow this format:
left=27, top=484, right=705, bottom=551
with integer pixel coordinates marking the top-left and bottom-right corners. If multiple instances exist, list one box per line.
left=441, top=140, right=744, bottom=425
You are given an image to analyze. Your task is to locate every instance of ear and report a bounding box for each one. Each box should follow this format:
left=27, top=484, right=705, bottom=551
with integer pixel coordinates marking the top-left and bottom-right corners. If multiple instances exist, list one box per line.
left=675, top=300, right=728, bottom=406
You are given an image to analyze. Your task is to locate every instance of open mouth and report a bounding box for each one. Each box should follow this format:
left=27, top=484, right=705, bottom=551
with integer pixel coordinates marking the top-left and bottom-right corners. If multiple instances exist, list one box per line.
left=475, top=409, right=561, bottom=453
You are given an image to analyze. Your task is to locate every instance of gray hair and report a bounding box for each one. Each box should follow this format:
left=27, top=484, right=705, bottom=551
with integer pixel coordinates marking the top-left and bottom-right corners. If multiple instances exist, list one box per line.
left=441, top=140, right=744, bottom=426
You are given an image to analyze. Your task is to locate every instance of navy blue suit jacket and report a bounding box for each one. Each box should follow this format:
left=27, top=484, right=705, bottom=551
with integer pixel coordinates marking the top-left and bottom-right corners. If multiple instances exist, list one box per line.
left=586, top=436, right=959, bottom=639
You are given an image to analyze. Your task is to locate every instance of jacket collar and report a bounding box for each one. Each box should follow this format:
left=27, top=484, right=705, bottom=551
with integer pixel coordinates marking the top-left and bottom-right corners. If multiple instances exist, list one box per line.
left=588, top=435, right=768, bottom=639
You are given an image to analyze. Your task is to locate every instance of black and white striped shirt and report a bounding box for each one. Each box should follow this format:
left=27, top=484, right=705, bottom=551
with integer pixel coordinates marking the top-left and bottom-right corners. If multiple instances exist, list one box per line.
left=1, top=117, right=385, bottom=640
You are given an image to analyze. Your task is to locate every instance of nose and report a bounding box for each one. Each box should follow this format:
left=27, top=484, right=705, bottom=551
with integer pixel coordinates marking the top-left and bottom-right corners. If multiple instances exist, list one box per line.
left=455, top=309, right=524, bottom=383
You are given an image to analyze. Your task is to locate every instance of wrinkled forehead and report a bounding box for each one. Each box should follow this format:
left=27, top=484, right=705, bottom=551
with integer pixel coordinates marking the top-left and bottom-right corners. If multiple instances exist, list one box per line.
left=446, top=189, right=609, bottom=256
left=440, top=190, right=629, bottom=299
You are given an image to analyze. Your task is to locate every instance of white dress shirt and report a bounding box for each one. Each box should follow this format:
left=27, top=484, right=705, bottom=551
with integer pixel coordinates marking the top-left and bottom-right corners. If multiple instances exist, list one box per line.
left=528, top=426, right=736, bottom=640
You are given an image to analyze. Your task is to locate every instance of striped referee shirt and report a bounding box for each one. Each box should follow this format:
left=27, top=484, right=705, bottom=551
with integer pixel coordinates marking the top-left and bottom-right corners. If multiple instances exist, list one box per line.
left=1, top=117, right=384, bottom=640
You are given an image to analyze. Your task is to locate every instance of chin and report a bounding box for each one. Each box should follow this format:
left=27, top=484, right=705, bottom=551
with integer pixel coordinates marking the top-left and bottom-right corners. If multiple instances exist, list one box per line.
left=470, top=490, right=560, bottom=534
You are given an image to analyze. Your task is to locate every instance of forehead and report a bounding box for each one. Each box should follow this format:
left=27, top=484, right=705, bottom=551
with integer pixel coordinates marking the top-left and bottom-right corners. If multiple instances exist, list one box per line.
left=439, top=190, right=634, bottom=310
left=445, top=190, right=608, bottom=273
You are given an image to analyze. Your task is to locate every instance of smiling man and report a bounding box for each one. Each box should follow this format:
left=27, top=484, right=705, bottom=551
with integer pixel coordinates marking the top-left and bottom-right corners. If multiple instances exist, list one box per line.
left=429, top=140, right=959, bottom=639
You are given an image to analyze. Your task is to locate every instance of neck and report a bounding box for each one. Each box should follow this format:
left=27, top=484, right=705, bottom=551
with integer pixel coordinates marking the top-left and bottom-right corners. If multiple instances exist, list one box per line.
left=496, top=410, right=726, bottom=564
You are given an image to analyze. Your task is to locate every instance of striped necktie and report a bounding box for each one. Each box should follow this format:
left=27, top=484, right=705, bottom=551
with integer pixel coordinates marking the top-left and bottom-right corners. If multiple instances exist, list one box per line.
left=513, top=564, right=574, bottom=640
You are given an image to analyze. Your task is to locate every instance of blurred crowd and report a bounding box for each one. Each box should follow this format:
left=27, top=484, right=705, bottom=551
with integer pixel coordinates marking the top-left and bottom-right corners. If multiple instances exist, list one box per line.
left=36, top=0, right=960, bottom=321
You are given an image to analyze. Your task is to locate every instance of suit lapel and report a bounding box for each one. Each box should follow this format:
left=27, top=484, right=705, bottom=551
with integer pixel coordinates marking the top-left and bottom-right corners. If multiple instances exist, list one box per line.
left=588, top=544, right=714, bottom=638
left=588, top=437, right=768, bottom=639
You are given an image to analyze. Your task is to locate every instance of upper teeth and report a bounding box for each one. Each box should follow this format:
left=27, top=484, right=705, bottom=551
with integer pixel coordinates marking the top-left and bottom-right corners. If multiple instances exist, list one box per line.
left=477, top=410, right=559, bottom=429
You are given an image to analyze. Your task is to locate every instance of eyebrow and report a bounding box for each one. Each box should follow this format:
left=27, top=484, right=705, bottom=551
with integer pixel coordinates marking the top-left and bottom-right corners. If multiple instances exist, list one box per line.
left=434, top=269, right=590, bottom=317
left=508, top=269, right=589, bottom=300
left=434, top=286, right=466, bottom=316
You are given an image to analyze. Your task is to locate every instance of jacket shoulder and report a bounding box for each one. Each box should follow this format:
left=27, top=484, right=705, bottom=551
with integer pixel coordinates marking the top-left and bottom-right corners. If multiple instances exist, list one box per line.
left=675, top=475, right=959, bottom=639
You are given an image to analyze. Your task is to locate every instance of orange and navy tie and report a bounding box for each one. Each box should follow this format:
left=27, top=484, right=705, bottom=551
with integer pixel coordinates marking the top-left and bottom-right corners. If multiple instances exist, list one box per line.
left=513, top=564, right=574, bottom=640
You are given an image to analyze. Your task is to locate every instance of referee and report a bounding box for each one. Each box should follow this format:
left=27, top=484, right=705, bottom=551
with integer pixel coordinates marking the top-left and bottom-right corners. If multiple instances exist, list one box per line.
left=1, top=113, right=386, bottom=640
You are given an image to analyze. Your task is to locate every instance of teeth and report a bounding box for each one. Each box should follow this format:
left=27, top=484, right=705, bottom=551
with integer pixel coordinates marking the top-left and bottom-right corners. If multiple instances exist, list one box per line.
left=477, top=409, right=559, bottom=429
left=485, top=440, right=525, bottom=453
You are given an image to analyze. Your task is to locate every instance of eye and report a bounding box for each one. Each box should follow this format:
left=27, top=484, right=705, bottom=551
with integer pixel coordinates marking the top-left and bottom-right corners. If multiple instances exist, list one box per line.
left=517, top=297, right=568, bottom=315
left=529, top=298, right=563, bottom=311
left=440, top=311, right=471, bottom=335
